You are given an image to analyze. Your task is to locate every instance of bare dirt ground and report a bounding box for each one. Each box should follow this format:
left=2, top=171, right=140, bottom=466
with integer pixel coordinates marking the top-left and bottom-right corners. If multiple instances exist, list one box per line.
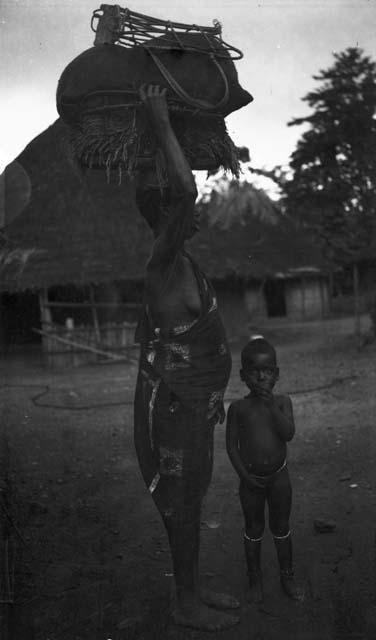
left=1, top=315, right=376, bottom=640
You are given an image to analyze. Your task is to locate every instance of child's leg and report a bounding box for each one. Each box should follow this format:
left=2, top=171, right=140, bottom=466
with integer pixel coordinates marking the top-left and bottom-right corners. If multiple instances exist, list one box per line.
left=267, top=466, right=291, bottom=538
left=239, top=480, right=266, bottom=539
left=239, top=481, right=266, bottom=603
left=267, top=468, right=302, bottom=600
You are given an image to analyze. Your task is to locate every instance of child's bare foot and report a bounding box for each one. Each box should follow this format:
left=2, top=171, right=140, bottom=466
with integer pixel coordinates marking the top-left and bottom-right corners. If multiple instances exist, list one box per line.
left=200, top=587, right=240, bottom=610
left=246, top=577, right=264, bottom=604
left=171, top=601, right=240, bottom=631
left=280, top=571, right=304, bottom=601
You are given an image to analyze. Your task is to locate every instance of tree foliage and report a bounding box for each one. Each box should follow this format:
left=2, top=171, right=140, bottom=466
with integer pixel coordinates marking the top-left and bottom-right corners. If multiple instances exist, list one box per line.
left=191, top=169, right=323, bottom=280
left=282, top=47, right=376, bottom=265
left=198, top=175, right=280, bottom=230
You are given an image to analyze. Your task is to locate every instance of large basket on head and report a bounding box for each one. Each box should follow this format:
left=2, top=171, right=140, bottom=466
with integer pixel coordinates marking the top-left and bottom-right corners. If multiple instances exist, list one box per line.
left=56, top=5, right=253, bottom=182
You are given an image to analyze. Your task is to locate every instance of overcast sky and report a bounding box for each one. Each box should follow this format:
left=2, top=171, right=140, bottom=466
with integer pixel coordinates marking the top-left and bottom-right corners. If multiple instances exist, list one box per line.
left=1, top=0, right=375, bottom=174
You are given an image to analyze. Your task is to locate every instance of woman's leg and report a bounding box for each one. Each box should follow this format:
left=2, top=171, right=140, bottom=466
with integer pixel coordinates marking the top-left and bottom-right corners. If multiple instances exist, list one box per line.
left=138, top=390, right=239, bottom=630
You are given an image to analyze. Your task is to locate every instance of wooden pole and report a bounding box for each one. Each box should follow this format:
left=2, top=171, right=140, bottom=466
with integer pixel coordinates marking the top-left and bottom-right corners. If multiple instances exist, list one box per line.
left=319, top=277, right=325, bottom=318
left=301, top=277, right=306, bottom=319
left=353, top=262, right=361, bottom=348
left=93, top=5, right=121, bottom=46
left=32, top=328, right=125, bottom=361
left=40, top=302, right=141, bottom=309
left=38, top=289, right=52, bottom=352
left=89, top=284, right=101, bottom=345
left=328, top=269, right=334, bottom=313
left=259, top=278, right=266, bottom=317
left=38, top=289, right=52, bottom=328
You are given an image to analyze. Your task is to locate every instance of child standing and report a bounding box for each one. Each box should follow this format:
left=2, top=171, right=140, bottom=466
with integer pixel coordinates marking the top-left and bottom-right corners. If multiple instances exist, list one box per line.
left=226, top=337, right=301, bottom=603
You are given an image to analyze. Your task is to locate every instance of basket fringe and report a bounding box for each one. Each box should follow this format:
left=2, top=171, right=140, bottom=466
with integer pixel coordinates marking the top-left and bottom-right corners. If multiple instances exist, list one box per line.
left=70, top=106, right=240, bottom=183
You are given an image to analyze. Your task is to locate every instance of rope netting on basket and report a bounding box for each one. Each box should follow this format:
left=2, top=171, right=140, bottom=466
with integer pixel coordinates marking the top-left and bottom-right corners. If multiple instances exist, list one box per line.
left=57, top=5, right=252, bottom=182
left=90, top=4, right=243, bottom=59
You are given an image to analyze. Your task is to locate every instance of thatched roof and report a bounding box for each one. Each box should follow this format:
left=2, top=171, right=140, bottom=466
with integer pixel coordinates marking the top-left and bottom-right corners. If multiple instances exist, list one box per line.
left=190, top=181, right=328, bottom=281
left=0, top=119, right=327, bottom=293
left=0, top=119, right=153, bottom=292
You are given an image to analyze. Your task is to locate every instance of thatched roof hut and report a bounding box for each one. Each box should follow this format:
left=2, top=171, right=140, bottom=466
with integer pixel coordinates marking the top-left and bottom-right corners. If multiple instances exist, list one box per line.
left=190, top=180, right=328, bottom=281
left=0, top=119, right=152, bottom=293
left=0, top=120, right=327, bottom=294
left=0, top=121, right=333, bottom=357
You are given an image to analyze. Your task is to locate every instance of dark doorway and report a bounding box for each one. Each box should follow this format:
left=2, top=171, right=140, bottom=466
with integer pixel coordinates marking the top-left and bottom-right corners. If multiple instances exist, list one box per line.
left=0, top=292, right=41, bottom=346
left=264, top=279, right=287, bottom=317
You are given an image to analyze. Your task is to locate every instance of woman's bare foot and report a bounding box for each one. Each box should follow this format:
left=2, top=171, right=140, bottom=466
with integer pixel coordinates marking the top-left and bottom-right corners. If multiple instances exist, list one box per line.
left=171, top=601, right=240, bottom=631
left=200, top=587, right=240, bottom=610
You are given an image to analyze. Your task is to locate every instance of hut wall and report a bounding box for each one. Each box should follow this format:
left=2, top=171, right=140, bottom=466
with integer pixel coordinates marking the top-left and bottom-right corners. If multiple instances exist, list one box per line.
left=215, top=287, right=251, bottom=337
left=330, top=292, right=371, bottom=315
left=244, top=285, right=267, bottom=320
left=285, top=277, right=329, bottom=320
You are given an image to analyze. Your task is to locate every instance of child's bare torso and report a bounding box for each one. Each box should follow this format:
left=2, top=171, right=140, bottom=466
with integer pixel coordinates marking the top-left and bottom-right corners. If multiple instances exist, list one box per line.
left=234, top=395, right=288, bottom=475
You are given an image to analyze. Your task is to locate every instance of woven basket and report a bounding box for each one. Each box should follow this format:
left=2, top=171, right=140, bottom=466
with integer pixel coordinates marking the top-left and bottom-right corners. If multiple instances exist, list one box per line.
left=57, top=24, right=252, bottom=180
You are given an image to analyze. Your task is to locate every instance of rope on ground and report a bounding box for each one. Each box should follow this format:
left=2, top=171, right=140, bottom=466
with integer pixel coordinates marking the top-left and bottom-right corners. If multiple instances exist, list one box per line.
left=0, top=384, right=134, bottom=410
left=286, top=374, right=358, bottom=397
left=0, top=374, right=358, bottom=411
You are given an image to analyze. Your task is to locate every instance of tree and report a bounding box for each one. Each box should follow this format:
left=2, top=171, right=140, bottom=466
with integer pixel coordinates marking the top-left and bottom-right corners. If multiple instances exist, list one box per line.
left=192, top=167, right=321, bottom=286
left=281, top=47, right=376, bottom=343
left=198, top=175, right=280, bottom=229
